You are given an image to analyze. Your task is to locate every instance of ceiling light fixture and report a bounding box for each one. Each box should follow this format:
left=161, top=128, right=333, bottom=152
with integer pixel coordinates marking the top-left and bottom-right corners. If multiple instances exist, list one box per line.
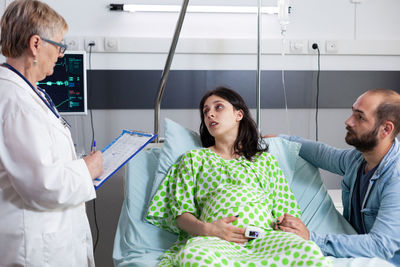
left=109, top=4, right=278, bottom=14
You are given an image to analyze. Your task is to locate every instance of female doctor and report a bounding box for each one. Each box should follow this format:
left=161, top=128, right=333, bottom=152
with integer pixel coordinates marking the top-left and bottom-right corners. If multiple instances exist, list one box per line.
left=0, top=0, right=103, bottom=266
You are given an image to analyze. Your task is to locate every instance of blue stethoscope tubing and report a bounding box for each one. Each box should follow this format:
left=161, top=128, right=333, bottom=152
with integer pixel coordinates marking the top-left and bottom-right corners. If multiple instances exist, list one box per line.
left=3, top=62, right=71, bottom=128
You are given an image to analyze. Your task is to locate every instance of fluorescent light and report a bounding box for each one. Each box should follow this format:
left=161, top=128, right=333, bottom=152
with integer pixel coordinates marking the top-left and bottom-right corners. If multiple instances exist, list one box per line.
left=110, top=4, right=278, bottom=14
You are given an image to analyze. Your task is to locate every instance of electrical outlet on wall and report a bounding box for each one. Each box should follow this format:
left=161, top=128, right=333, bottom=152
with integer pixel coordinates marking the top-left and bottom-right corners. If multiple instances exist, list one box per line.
left=326, top=40, right=338, bottom=53
left=84, top=37, right=102, bottom=52
left=104, top=37, right=119, bottom=52
left=308, top=40, right=324, bottom=54
left=64, top=37, right=80, bottom=50
left=290, top=40, right=306, bottom=54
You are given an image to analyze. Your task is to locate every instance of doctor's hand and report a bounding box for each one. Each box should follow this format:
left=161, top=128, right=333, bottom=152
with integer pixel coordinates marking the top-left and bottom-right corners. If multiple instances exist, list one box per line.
left=263, top=134, right=277, bottom=138
left=83, top=151, right=103, bottom=180
left=209, top=216, right=247, bottom=244
left=274, top=213, right=310, bottom=240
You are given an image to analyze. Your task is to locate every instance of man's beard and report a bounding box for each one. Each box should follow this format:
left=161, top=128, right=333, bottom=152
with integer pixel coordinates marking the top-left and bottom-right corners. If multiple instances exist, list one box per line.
left=345, top=125, right=379, bottom=152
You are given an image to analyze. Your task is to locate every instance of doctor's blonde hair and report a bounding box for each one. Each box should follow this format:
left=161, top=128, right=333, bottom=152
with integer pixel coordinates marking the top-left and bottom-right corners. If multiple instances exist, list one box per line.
left=0, top=0, right=68, bottom=58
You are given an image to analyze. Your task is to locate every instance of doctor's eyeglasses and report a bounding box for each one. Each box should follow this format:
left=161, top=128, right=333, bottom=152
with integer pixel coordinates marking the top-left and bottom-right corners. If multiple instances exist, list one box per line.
left=41, top=37, right=67, bottom=54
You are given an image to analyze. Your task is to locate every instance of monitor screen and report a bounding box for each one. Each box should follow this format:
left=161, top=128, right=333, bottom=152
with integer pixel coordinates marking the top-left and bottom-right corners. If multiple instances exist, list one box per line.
left=37, top=51, right=87, bottom=115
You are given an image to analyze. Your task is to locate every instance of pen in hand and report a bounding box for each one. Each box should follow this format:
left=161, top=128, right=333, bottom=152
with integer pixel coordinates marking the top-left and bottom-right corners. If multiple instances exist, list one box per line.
left=84, top=140, right=103, bottom=179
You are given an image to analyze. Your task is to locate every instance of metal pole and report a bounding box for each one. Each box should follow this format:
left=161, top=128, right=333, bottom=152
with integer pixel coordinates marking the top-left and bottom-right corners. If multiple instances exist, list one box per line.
left=154, top=0, right=189, bottom=142
left=256, top=0, right=262, bottom=131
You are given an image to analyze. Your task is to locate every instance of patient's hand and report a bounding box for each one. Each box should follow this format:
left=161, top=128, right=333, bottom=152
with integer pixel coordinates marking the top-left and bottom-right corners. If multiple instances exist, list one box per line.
left=177, top=213, right=246, bottom=243
left=274, top=213, right=310, bottom=240
left=208, top=216, right=247, bottom=244
left=263, top=134, right=277, bottom=138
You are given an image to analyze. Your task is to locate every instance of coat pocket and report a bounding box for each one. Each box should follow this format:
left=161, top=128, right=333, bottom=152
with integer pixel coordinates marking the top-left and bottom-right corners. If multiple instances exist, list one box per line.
left=361, top=208, right=378, bottom=232
left=43, top=230, right=74, bottom=267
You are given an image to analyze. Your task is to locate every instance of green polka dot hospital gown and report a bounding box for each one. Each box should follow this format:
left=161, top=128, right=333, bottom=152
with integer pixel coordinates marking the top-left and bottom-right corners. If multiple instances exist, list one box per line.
left=146, top=148, right=332, bottom=267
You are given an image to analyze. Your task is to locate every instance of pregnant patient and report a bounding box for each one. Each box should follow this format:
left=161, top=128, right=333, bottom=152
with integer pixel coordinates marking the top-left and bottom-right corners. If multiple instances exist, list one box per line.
left=146, top=87, right=332, bottom=267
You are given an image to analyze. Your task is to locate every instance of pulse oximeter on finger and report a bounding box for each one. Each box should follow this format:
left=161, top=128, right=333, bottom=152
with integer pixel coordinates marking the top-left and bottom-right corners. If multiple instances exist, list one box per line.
left=245, top=226, right=265, bottom=239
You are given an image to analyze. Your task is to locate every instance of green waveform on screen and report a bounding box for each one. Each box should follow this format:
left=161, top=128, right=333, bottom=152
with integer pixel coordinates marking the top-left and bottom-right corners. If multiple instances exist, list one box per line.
left=56, top=97, right=82, bottom=109
left=37, top=81, right=69, bottom=86
left=56, top=99, right=70, bottom=108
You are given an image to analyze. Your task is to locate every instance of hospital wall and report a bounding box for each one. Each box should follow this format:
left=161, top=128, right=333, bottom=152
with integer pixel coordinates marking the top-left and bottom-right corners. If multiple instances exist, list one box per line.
left=1, top=0, right=400, bottom=267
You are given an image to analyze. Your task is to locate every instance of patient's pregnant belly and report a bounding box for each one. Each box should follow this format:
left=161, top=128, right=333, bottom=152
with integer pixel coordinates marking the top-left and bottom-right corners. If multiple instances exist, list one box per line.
left=198, top=185, right=275, bottom=230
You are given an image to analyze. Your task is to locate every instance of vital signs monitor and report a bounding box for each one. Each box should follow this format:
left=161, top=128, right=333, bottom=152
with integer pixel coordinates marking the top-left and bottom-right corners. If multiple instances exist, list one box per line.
left=38, top=51, right=87, bottom=115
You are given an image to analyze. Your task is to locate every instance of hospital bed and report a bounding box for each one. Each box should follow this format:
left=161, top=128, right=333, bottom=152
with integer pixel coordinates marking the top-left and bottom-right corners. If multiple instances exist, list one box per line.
left=113, top=118, right=394, bottom=267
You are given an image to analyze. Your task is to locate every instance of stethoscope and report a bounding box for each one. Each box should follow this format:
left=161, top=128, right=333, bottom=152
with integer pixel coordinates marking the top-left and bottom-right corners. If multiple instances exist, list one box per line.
left=3, top=62, right=71, bottom=128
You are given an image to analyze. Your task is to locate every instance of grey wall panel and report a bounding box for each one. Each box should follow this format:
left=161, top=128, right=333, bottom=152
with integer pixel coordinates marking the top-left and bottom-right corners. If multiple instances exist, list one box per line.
left=318, top=71, right=400, bottom=108
left=88, top=70, right=400, bottom=109
left=88, top=70, right=160, bottom=109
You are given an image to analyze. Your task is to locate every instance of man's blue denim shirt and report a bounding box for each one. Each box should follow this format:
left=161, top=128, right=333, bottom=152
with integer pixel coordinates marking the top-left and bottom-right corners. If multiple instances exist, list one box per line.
left=282, top=136, right=400, bottom=265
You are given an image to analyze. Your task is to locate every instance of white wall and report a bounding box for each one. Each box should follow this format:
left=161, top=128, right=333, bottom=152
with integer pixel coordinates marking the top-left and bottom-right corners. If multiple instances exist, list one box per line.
left=49, top=0, right=400, bottom=188
left=1, top=0, right=400, bottom=266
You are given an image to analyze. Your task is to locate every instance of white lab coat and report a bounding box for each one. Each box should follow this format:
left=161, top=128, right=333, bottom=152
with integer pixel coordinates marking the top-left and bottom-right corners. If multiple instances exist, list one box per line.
left=0, top=66, right=96, bottom=266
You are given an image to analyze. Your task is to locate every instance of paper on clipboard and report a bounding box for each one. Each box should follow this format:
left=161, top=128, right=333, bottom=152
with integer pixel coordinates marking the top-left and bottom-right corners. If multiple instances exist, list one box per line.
left=93, top=130, right=157, bottom=189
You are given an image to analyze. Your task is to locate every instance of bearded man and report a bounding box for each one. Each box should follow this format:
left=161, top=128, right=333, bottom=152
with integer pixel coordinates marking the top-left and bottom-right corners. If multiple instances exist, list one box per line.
left=277, top=89, right=400, bottom=265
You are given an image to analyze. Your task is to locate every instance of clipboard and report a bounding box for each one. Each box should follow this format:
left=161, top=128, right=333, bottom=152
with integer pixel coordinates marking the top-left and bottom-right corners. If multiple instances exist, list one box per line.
left=93, top=130, right=157, bottom=189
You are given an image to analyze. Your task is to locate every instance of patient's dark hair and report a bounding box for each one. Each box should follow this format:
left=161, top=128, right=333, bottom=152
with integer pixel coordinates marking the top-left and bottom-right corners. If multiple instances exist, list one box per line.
left=199, top=86, right=268, bottom=161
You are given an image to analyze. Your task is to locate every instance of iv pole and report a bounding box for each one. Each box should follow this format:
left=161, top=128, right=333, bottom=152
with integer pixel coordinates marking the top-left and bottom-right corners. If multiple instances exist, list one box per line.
left=154, top=0, right=189, bottom=143
left=256, top=0, right=262, bottom=131
left=154, top=0, right=264, bottom=140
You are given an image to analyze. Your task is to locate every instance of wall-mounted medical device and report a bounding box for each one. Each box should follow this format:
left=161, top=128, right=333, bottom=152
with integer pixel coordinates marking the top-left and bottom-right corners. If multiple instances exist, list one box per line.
left=38, top=51, right=87, bottom=115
